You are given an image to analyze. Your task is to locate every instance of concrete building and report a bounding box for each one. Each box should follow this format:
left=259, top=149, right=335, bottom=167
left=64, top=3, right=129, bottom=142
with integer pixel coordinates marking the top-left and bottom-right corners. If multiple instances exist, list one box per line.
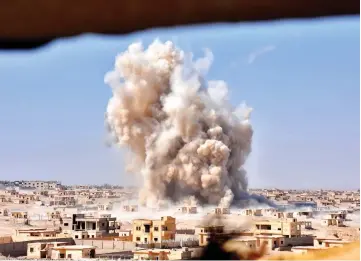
left=255, top=235, right=285, bottom=251
left=294, top=211, right=313, bottom=218
left=273, top=212, right=294, bottom=219
left=314, top=238, right=352, bottom=248
left=15, top=228, right=59, bottom=238
left=123, top=205, right=138, bottom=212
left=196, top=225, right=224, bottom=246
left=20, top=181, right=60, bottom=190
left=177, top=206, right=198, bottom=214
left=227, top=236, right=257, bottom=250
left=11, top=210, right=28, bottom=219
left=132, top=216, right=176, bottom=244
left=60, top=213, right=116, bottom=239
left=133, top=247, right=192, bottom=260
left=321, top=218, right=344, bottom=227
left=213, top=207, right=230, bottom=215
left=0, top=208, right=9, bottom=216
left=50, top=245, right=96, bottom=259
left=50, top=195, right=76, bottom=206
left=254, top=218, right=302, bottom=237
left=27, top=242, right=70, bottom=259
left=240, top=209, right=262, bottom=216
left=321, top=213, right=346, bottom=227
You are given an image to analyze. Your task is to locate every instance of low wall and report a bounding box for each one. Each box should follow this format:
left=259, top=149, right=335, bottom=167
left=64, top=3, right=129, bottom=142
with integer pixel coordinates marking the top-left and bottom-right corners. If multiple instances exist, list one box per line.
left=176, top=229, right=195, bottom=235
left=0, top=237, right=74, bottom=257
left=284, top=236, right=314, bottom=247
left=74, top=239, right=136, bottom=251
left=136, top=239, right=199, bottom=249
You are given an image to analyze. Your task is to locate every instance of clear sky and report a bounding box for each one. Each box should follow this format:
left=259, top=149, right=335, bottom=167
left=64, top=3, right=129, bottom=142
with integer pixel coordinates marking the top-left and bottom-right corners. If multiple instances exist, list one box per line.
left=0, top=16, right=359, bottom=189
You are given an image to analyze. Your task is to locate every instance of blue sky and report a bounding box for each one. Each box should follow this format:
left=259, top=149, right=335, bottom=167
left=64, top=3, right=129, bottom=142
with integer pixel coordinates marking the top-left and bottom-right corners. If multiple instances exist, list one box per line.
left=0, top=16, right=359, bottom=189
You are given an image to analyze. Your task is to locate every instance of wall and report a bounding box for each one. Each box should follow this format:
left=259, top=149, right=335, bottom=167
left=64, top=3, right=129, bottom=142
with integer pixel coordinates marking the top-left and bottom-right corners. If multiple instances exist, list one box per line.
left=176, top=229, right=195, bottom=235
left=136, top=239, right=199, bottom=249
left=0, top=237, right=74, bottom=257
left=284, top=236, right=314, bottom=247
left=74, top=239, right=136, bottom=251
left=0, top=237, right=12, bottom=244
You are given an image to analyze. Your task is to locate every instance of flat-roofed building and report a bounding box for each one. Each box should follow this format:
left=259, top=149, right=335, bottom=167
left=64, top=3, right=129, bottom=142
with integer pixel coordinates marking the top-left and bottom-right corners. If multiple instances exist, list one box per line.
left=15, top=228, right=59, bottom=238
left=50, top=245, right=96, bottom=259
left=196, top=225, right=224, bottom=247
left=254, top=218, right=301, bottom=237
left=132, top=216, right=176, bottom=244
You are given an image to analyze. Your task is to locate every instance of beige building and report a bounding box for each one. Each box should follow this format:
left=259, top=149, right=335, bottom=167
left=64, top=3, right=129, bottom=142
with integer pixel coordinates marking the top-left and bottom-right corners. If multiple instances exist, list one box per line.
left=227, top=236, right=257, bottom=250
left=321, top=213, right=346, bottom=227
left=15, top=228, right=59, bottom=238
left=21, top=180, right=60, bottom=189
left=196, top=225, right=224, bottom=247
left=294, top=211, right=313, bottom=218
left=132, top=216, right=176, bottom=244
left=11, top=210, right=28, bottom=219
left=123, top=205, right=138, bottom=212
left=50, top=245, right=96, bottom=259
left=254, top=218, right=301, bottom=237
left=240, top=209, right=262, bottom=216
left=60, top=213, right=116, bottom=238
left=213, top=207, right=230, bottom=215
left=133, top=247, right=192, bottom=260
left=177, top=206, right=198, bottom=214
left=255, top=235, right=285, bottom=251
left=313, top=237, right=351, bottom=248
left=0, top=208, right=9, bottom=216
left=321, top=218, right=344, bottom=227
left=27, top=242, right=70, bottom=259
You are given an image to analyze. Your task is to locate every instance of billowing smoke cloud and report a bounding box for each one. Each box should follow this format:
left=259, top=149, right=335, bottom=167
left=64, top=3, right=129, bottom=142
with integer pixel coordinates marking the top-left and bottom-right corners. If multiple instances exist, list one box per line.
left=105, top=40, right=269, bottom=208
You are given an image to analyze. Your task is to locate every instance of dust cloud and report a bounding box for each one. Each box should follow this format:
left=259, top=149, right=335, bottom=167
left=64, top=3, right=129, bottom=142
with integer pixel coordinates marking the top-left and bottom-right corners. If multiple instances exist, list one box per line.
left=105, top=40, right=272, bottom=208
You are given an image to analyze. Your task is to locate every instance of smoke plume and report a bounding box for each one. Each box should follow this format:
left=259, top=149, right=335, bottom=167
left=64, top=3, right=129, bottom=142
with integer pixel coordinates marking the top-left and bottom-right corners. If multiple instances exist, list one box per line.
left=105, top=40, right=263, bottom=208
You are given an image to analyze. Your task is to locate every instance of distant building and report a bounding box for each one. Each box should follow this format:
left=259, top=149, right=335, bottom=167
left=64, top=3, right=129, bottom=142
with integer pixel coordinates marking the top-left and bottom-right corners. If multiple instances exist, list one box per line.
left=19, top=181, right=61, bottom=190
left=123, top=205, right=138, bottom=212
left=177, top=206, right=197, bottom=214
left=15, top=228, right=59, bottom=238
left=288, top=201, right=317, bottom=209
left=11, top=210, right=28, bottom=219
left=213, top=207, right=230, bottom=215
left=240, top=209, right=262, bottom=216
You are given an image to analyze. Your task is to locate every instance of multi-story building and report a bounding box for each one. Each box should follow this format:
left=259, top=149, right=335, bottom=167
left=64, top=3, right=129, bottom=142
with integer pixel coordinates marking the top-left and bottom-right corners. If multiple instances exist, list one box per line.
left=19, top=181, right=61, bottom=190
left=196, top=225, right=224, bottom=246
left=132, top=216, right=176, bottom=244
left=254, top=218, right=302, bottom=238
left=60, top=213, right=116, bottom=239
